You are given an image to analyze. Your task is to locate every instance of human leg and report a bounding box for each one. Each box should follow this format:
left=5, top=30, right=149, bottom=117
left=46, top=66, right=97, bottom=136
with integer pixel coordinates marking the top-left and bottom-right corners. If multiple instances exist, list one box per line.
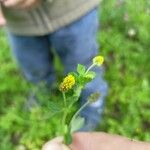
left=7, top=33, right=56, bottom=108
left=7, top=33, right=55, bottom=85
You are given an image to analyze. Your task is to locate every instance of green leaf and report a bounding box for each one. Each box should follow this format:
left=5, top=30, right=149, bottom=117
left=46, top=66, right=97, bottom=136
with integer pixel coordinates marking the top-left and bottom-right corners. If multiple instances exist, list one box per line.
left=80, top=76, right=93, bottom=85
left=66, top=96, right=79, bottom=107
left=73, top=86, right=82, bottom=98
left=70, top=116, right=85, bottom=133
left=77, top=64, right=86, bottom=75
left=48, top=101, right=62, bottom=113
left=85, top=71, right=96, bottom=79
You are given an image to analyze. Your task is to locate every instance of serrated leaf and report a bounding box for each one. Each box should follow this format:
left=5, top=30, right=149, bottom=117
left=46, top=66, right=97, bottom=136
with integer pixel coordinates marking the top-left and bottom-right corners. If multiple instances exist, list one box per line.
left=70, top=116, right=85, bottom=133
left=77, top=64, right=86, bottom=75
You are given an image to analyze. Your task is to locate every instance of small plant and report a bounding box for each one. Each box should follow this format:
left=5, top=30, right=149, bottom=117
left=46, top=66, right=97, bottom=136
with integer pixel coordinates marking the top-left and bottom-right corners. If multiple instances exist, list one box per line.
left=48, top=55, right=104, bottom=144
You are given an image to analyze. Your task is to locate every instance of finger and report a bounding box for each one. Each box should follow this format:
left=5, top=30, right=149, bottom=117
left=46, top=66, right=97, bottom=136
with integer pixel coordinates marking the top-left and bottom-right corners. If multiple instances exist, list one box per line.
left=42, top=137, right=63, bottom=150
left=50, top=137, right=64, bottom=144
left=42, top=142, right=63, bottom=150
left=42, top=142, right=70, bottom=150
left=69, top=132, right=92, bottom=150
left=42, top=137, right=71, bottom=150
left=70, top=132, right=106, bottom=150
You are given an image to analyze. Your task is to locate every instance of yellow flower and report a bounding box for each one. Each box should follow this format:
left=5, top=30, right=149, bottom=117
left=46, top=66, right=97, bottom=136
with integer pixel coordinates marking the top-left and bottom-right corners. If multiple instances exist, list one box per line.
left=93, top=55, right=104, bottom=66
left=59, top=74, right=75, bottom=92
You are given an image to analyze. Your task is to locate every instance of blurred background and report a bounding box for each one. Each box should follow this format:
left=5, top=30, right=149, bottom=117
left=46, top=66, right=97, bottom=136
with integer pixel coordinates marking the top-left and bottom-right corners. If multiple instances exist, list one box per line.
left=0, top=0, right=150, bottom=149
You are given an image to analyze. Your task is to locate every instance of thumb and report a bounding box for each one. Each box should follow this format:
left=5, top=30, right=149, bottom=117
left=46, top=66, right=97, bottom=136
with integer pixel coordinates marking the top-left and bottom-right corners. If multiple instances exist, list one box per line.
left=42, top=137, right=70, bottom=150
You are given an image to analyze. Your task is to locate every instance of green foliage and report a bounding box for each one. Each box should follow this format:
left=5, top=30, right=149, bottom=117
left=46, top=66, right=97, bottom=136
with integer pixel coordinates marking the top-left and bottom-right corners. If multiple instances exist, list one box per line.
left=77, top=64, right=86, bottom=75
left=0, top=0, right=150, bottom=149
left=70, top=116, right=85, bottom=133
left=99, top=0, right=150, bottom=141
left=57, top=60, right=101, bottom=143
left=75, top=64, right=96, bottom=88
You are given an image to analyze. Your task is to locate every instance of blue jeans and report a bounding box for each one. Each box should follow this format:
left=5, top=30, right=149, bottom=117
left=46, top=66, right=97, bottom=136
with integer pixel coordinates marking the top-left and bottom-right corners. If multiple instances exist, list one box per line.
left=8, top=9, right=108, bottom=130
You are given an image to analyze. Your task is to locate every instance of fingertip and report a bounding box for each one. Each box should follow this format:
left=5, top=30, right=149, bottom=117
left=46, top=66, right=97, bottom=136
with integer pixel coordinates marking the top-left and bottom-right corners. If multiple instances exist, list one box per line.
left=42, top=142, right=69, bottom=150
left=50, top=137, right=64, bottom=143
left=42, top=143, right=62, bottom=150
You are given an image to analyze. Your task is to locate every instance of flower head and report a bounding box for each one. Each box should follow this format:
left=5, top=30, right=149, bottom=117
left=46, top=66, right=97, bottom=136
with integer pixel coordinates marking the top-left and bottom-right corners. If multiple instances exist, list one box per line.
left=59, top=74, right=75, bottom=92
left=93, top=55, right=104, bottom=66
left=88, top=92, right=101, bottom=103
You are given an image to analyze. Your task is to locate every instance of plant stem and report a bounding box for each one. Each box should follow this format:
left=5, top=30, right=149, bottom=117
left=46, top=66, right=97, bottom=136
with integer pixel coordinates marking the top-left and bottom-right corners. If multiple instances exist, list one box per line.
left=62, top=92, right=67, bottom=130
left=69, top=101, right=90, bottom=128
left=85, top=64, right=95, bottom=74
left=62, top=111, right=67, bottom=127
left=63, top=92, right=67, bottom=107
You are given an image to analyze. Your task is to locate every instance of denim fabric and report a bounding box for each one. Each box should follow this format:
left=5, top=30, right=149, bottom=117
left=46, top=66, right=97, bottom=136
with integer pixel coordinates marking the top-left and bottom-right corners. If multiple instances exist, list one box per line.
left=8, top=9, right=108, bottom=130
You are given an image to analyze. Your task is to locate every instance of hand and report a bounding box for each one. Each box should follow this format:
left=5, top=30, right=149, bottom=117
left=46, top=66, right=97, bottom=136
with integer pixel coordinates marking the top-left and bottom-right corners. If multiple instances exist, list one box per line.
left=42, top=132, right=150, bottom=150
left=0, top=0, right=41, bottom=9
left=0, top=4, right=6, bottom=27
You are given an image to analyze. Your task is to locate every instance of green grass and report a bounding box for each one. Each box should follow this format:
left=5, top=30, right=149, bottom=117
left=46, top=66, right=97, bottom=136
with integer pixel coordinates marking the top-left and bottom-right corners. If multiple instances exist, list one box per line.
left=99, top=0, right=150, bottom=141
left=0, top=0, right=150, bottom=149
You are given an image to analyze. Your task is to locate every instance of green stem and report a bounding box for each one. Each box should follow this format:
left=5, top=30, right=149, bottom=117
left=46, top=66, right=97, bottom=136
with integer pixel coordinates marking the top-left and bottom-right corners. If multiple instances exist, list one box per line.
left=68, top=86, right=82, bottom=110
left=69, top=101, right=90, bottom=128
left=85, top=64, right=95, bottom=74
left=62, top=92, right=67, bottom=130
left=63, top=92, right=67, bottom=107
left=62, top=111, right=67, bottom=127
